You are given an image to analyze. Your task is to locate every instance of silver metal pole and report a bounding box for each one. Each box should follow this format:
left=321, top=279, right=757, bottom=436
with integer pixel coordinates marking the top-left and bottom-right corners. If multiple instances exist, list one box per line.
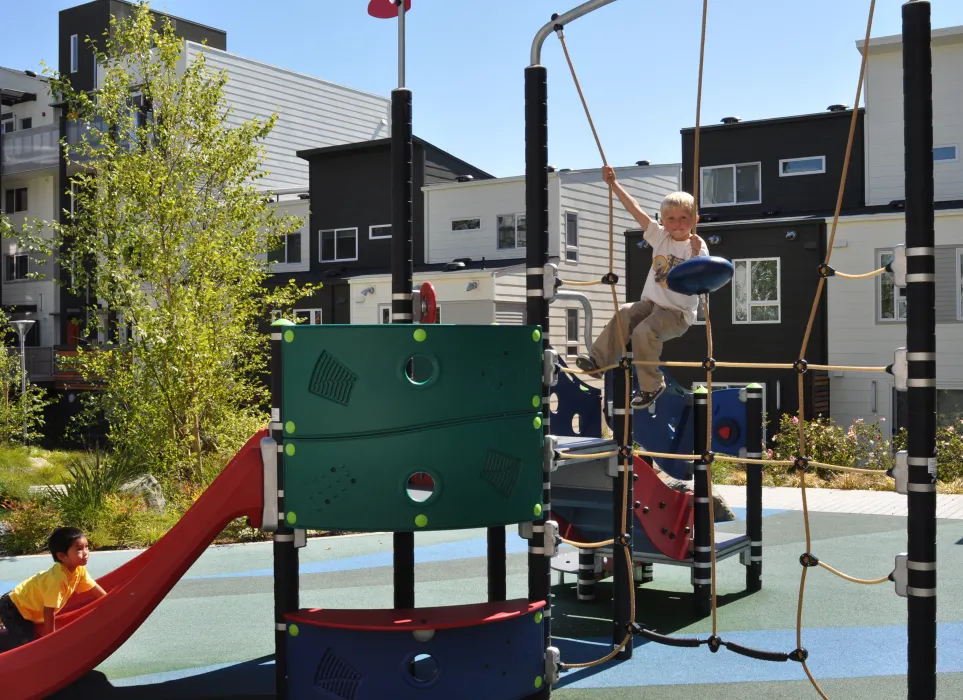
left=530, top=0, right=619, bottom=66
left=19, top=331, right=26, bottom=443
left=398, top=0, right=406, bottom=88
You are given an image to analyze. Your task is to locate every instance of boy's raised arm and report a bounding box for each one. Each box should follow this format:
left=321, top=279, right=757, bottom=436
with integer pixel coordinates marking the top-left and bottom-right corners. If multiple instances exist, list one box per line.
left=602, top=166, right=653, bottom=231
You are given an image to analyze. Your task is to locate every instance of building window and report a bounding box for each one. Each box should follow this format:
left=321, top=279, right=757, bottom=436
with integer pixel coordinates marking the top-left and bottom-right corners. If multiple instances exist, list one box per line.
left=452, top=218, right=481, bottom=231
left=934, top=145, right=958, bottom=162
left=18, top=118, right=32, bottom=131
left=4, top=187, right=28, bottom=213
left=733, top=258, right=780, bottom=323
left=877, top=249, right=906, bottom=322
left=701, top=162, right=761, bottom=206
left=5, top=253, right=28, bottom=282
left=319, top=227, right=358, bottom=263
left=497, top=213, right=526, bottom=250
left=565, top=212, right=579, bottom=262
left=293, top=309, right=322, bottom=325
left=269, top=232, right=302, bottom=265
left=70, top=35, right=79, bottom=73
left=566, top=308, right=579, bottom=357
left=693, top=298, right=707, bottom=325
left=370, top=224, right=391, bottom=240
left=379, top=305, right=391, bottom=324
left=779, top=156, right=826, bottom=177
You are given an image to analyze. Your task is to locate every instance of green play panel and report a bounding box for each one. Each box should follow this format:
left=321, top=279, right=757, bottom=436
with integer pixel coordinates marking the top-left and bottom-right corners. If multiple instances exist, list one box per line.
left=279, top=324, right=544, bottom=440
left=282, top=412, right=544, bottom=532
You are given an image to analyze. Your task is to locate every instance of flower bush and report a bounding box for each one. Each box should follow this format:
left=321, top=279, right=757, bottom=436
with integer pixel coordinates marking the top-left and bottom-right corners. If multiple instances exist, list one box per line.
left=769, top=414, right=893, bottom=481
left=893, top=420, right=963, bottom=484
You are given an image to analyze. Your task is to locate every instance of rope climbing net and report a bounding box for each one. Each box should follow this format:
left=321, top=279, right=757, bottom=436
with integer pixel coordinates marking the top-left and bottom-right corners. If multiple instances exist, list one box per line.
left=548, top=1, right=891, bottom=696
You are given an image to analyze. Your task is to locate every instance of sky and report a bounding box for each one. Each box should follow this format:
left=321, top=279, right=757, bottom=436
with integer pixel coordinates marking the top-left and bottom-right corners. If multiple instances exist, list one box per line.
left=3, top=0, right=963, bottom=178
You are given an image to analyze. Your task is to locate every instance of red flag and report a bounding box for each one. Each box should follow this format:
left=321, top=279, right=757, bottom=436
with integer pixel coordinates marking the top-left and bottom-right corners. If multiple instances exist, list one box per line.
left=368, top=0, right=412, bottom=19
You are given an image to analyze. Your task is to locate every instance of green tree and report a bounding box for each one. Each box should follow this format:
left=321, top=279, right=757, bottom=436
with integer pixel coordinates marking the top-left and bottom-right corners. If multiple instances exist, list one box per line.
left=19, top=1, right=313, bottom=482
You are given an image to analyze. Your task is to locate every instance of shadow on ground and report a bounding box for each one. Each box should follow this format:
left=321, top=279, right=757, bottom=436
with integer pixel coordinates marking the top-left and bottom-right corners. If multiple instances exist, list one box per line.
left=50, top=656, right=275, bottom=700
left=550, top=577, right=754, bottom=689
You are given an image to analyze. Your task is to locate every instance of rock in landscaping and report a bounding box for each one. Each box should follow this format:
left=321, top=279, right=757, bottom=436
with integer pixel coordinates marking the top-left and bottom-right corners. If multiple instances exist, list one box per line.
left=119, top=474, right=166, bottom=512
left=653, top=465, right=736, bottom=523
left=28, top=457, right=52, bottom=470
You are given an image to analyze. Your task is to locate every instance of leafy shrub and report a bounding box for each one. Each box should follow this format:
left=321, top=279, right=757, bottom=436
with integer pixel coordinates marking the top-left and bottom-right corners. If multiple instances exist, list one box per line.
left=769, top=414, right=893, bottom=481
left=50, top=452, right=145, bottom=532
left=2, top=498, right=62, bottom=555
left=893, top=421, right=963, bottom=483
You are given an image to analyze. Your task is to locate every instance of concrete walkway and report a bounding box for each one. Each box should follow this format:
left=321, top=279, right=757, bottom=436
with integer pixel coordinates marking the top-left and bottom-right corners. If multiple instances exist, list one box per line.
left=715, top=484, right=963, bottom=519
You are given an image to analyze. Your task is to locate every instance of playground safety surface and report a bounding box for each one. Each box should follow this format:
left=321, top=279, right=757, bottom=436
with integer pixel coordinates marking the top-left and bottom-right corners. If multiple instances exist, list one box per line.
left=2, top=493, right=961, bottom=699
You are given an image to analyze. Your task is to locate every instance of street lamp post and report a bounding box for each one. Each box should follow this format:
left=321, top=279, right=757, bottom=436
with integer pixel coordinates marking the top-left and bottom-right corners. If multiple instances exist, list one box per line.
left=12, top=319, right=35, bottom=443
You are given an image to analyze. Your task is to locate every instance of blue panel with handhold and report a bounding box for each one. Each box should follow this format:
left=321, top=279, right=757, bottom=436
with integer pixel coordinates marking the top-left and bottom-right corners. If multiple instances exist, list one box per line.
left=603, top=369, right=747, bottom=481
left=550, top=356, right=602, bottom=439
left=666, top=255, right=734, bottom=295
left=285, top=602, right=546, bottom=700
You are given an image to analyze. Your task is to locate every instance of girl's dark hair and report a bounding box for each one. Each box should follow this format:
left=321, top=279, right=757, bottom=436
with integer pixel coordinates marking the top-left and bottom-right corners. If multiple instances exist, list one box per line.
left=48, top=527, right=86, bottom=563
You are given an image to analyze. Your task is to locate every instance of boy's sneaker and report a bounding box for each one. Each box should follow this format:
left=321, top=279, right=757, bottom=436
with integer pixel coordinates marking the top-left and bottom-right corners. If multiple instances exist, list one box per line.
left=575, top=354, right=604, bottom=379
left=630, top=383, right=665, bottom=410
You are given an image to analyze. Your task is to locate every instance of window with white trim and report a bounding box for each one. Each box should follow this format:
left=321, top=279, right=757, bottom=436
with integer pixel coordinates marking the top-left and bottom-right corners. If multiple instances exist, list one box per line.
left=269, top=232, right=302, bottom=265
left=452, top=218, right=481, bottom=232
left=497, top=213, right=526, bottom=250
left=566, top=308, right=579, bottom=357
left=5, top=253, right=28, bottom=282
left=564, top=212, right=579, bottom=262
left=70, top=35, right=79, bottom=73
left=957, top=248, right=963, bottom=322
left=934, top=145, right=958, bottom=162
left=294, top=309, right=322, bottom=325
left=732, top=258, right=780, bottom=323
left=701, top=163, right=761, bottom=206
left=779, top=156, right=826, bottom=177
left=877, top=249, right=906, bottom=322
left=319, top=227, right=358, bottom=262
left=370, top=224, right=391, bottom=240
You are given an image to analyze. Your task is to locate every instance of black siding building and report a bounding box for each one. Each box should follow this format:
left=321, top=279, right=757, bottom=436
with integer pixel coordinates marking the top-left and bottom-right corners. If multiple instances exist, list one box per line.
left=288, top=137, right=494, bottom=322
left=626, top=107, right=868, bottom=439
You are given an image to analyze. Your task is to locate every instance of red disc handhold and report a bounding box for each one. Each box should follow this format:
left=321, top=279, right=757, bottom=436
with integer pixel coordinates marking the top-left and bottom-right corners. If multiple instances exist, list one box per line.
left=419, top=281, right=438, bottom=324
left=368, top=0, right=412, bottom=19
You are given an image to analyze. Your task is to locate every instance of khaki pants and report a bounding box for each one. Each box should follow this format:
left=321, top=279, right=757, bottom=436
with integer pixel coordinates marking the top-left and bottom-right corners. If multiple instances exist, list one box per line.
left=590, top=299, right=690, bottom=392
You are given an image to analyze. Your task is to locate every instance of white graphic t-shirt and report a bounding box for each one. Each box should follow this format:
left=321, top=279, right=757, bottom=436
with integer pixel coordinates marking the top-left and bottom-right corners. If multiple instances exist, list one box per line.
left=641, top=220, right=709, bottom=325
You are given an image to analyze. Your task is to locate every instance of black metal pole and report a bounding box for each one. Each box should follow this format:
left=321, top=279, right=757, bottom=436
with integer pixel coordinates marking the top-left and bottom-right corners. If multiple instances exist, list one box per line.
left=524, top=64, right=551, bottom=685
left=611, top=354, right=633, bottom=660
left=390, top=87, right=416, bottom=610
left=487, top=526, right=507, bottom=602
left=271, top=324, right=298, bottom=700
left=577, top=548, right=596, bottom=601
left=745, top=383, right=763, bottom=592
left=692, top=387, right=711, bottom=617
left=902, top=3, right=937, bottom=697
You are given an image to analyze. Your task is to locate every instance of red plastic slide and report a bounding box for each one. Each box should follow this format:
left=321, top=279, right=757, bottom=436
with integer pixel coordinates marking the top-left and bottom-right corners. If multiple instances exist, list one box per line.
left=0, top=430, right=267, bottom=700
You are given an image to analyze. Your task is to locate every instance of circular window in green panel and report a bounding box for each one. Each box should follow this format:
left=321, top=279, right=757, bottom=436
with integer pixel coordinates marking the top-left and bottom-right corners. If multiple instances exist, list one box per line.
left=404, top=355, right=435, bottom=386
left=406, top=472, right=435, bottom=503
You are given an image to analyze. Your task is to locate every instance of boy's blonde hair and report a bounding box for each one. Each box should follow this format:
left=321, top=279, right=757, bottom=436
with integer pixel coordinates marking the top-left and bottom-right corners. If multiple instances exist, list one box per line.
left=660, top=191, right=696, bottom=219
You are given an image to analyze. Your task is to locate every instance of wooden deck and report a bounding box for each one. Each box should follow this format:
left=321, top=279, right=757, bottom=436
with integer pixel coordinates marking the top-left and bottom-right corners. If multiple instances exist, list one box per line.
left=715, top=484, right=963, bottom=520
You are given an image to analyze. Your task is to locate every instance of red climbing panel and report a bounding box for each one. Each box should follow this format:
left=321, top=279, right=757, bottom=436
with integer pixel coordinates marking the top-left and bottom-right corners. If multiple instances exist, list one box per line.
left=632, top=456, right=693, bottom=561
left=286, top=599, right=544, bottom=632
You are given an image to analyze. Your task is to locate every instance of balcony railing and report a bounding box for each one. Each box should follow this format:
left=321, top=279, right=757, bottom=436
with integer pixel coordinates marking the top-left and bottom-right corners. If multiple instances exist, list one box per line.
left=0, top=125, right=60, bottom=176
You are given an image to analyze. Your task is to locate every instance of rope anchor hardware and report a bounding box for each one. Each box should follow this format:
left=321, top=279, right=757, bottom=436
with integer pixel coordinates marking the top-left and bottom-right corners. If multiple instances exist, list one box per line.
left=601, top=271, right=619, bottom=285
left=702, top=357, right=716, bottom=371
left=793, top=359, right=809, bottom=374
left=799, top=553, right=820, bottom=568
left=817, top=264, right=835, bottom=278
